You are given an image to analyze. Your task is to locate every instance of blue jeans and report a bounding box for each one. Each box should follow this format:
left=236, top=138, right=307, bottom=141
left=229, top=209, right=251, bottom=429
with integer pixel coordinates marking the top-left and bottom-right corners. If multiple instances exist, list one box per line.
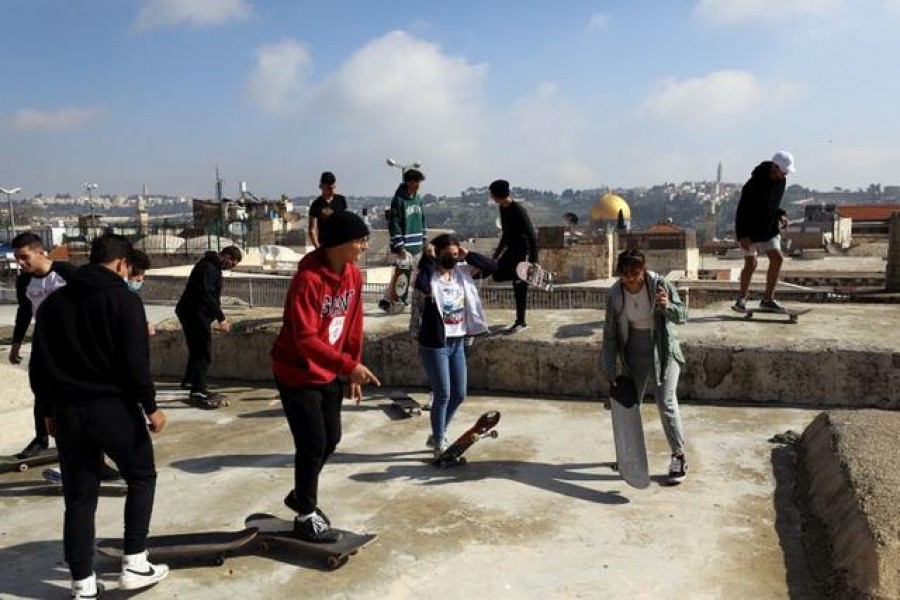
left=419, top=338, right=467, bottom=443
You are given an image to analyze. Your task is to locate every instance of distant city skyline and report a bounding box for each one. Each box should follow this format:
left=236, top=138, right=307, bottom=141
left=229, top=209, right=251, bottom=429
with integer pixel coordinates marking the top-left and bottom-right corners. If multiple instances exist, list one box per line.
left=3, top=1, right=900, bottom=198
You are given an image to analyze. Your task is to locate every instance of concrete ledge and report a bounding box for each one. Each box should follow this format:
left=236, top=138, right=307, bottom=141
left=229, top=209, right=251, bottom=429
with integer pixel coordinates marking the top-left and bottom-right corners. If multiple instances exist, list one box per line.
left=800, top=410, right=900, bottom=600
left=150, top=303, right=900, bottom=408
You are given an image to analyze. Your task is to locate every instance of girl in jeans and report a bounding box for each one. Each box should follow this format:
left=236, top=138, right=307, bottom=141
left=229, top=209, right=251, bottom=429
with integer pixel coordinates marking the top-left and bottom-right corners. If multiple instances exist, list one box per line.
left=602, top=248, right=689, bottom=484
left=413, top=234, right=497, bottom=459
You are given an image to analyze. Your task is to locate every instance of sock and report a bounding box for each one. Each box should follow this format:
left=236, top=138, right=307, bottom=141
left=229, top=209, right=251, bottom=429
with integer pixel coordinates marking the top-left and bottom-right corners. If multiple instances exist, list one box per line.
left=123, top=551, right=149, bottom=569
left=298, top=511, right=316, bottom=523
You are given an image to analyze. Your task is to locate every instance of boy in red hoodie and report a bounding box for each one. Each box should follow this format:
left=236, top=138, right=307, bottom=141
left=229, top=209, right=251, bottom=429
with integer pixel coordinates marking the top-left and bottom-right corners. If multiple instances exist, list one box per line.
left=271, top=210, right=381, bottom=542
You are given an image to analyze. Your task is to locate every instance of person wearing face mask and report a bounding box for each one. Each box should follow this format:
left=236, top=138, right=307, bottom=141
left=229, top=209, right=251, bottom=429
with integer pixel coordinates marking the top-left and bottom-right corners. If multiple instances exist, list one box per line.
left=30, top=234, right=168, bottom=599
left=128, top=249, right=156, bottom=336
left=412, top=234, right=497, bottom=459
left=602, top=248, right=688, bottom=484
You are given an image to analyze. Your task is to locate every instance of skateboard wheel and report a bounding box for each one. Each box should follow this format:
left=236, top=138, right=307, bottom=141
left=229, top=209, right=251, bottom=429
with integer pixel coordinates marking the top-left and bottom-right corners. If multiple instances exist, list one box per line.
left=487, top=430, right=499, bottom=439
left=258, top=541, right=270, bottom=552
left=17, top=464, right=29, bottom=472
left=327, top=555, right=349, bottom=570
left=458, top=457, right=467, bottom=465
left=611, top=462, right=619, bottom=472
left=214, top=556, right=225, bottom=567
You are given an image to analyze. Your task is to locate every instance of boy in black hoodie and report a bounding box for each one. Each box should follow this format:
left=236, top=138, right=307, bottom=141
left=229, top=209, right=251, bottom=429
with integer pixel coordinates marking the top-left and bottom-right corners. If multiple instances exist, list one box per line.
left=30, top=234, right=169, bottom=599
left=733, top=150, right=796, bottom=313
left=175, top=246, right=242, bottom=408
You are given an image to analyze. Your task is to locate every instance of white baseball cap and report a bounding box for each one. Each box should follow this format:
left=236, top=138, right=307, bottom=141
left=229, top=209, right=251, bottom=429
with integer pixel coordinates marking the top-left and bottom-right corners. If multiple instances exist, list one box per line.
left=772, top=150, right=796, bottom=174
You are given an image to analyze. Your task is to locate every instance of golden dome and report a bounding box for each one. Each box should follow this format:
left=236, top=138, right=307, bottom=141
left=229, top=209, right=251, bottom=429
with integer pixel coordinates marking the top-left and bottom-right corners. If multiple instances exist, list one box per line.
left=590, top=192, right=631, bottom=221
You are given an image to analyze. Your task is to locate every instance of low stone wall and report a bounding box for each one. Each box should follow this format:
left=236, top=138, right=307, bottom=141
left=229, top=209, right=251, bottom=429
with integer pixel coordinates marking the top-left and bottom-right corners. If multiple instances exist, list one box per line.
left=800, top=411, right=900, bottom=600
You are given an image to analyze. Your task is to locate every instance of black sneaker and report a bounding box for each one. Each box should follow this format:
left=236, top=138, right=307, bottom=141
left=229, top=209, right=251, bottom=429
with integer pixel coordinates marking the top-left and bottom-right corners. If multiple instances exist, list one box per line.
left=189, top=390, right=229, bottom=409
left=16, top=436, right=49, bottom=459
left=668, top=454, right=688, bottom=484
left=283, top=492, right=331, bottom=526
left=293, top=512, right=339, bottom=544
left=759, top=299, right=786, bottom=313
left=731, top=297, right=747, bottom=313
left=506, top=322, right=528, bottom=333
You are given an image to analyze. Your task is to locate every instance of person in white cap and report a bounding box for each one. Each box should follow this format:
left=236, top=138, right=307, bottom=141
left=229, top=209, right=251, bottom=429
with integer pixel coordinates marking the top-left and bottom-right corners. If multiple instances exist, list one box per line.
left=732, top=150, right=796, bottom=313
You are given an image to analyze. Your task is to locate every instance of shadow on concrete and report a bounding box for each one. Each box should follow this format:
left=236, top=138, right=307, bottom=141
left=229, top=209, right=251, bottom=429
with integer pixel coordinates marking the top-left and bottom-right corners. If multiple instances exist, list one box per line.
left=168, top=454, right=294, bottom=474
left=0, top=540, right=68, bottom=599
left=686, top=315, right=747, bottom=324
left=237, top=408, right=284, bottom=419
left=770, top=443, right=823, bottom=599
left=0, top=481, right=125, bottom=498
left=348, top=459, right=629, bottom=505
left=554, top=321, right=604, bottom=340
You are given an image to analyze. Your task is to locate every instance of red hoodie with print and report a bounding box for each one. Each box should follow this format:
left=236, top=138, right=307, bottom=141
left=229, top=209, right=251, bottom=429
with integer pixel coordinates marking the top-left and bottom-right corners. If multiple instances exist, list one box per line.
left=271, top=249, right=363, bottom=388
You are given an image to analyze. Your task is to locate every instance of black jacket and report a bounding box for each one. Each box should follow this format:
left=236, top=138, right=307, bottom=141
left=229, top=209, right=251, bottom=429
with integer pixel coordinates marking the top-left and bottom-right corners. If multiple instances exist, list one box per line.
left=30, top=263, right=156, bottom=416
left=495, top=201, right=538, bottom=262
left=12, top=261, right=77, bottom=344
left=735, top=161, right=787, bottom=242
left=175, top=251, right=225, bottom=322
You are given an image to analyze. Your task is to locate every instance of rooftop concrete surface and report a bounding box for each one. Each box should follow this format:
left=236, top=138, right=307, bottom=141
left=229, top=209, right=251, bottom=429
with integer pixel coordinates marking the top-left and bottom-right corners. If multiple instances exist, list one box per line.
left=0, top=384, right=825, bottom=599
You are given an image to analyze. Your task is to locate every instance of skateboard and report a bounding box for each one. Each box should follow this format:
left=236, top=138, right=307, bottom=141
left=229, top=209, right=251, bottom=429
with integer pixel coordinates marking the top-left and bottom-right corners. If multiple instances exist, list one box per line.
left=434, top=410, right=501, bottom=468
left=42, top=468, right=127, bottom=496
left=515, top=261, right=554, bottom=291
left=388, top=392, right=423, bottom=418
left=97, top=528, right=259, bottom=567
left=245, top=513, right=377, bottom=570
left=0, top=448, right=58, bottom=474
left=378, top=256, right=413, bottom=314
left=743, top=306, right=811, bottom=324
left=608, top=375, right=650, bottom=489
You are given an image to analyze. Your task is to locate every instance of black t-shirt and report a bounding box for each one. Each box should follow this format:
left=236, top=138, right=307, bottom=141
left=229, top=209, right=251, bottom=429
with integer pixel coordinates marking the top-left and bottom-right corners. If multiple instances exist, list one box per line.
left=309, top=194, right=348, bottom=221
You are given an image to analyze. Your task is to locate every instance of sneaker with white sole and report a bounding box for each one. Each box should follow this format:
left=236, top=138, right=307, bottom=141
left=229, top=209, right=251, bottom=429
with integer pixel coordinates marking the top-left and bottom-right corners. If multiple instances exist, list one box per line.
left=731, top=297, right=747, bottom=313
left=759, top=299, right=786, bottom=312
left=668, top=454, right=688, bottom=484
left=119, top=551, right=169, bottom=591
left=71, top=574, right=104, bottom=599
left=293, top=511, right=339, bottom=544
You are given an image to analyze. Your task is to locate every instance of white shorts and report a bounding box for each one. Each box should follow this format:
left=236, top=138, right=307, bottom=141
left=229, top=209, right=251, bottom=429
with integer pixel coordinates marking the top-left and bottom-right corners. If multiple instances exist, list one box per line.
left=741, top=235, right=781, bottom=257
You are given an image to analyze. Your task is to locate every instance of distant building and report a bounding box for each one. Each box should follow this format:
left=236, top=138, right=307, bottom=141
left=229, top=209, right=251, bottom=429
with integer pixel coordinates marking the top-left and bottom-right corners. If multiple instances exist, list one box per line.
left=836, top=204, right=900, bottom=237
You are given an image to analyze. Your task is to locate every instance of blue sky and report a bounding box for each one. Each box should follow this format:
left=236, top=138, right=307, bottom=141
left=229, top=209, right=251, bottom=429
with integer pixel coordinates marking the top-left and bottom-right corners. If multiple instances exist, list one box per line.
left=2, top=0, right=900, bottom=198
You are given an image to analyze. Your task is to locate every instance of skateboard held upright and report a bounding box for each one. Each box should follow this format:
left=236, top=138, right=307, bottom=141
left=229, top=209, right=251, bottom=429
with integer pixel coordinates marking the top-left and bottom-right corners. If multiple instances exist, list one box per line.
left=435, top=410, right=501, bottom=468
left=378, top=256, right=413, bottom=314
left=515, top=261, right=554, bottom=291
left=608, top=375, right=650, bottom=489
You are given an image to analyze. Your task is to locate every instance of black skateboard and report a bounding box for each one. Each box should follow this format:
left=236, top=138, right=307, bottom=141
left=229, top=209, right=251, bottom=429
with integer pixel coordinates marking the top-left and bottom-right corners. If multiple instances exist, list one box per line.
left=388, top=392, right=424, bottom=418
left=743, top=306, right=811, bottom=324
left=97, top=528, right=259, bottom=566
left=42, top=468, right=127, bottom=496
left=608, top=375, right=650, bottom=489
left=434, top=411, right=501, bottom=468
left=0, top=448, right=58, bottom=474
left=245, top=513, right=377, bottom=570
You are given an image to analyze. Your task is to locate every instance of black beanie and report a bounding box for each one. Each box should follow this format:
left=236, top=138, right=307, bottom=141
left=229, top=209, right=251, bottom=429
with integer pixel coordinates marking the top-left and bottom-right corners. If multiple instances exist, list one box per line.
left=489, top=179, right=510, bottom=198
left=319, top=211, right=370, bottom=248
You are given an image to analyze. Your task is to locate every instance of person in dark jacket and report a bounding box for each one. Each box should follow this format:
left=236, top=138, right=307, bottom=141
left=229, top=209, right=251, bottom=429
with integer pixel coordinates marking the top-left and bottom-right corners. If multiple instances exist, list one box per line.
left=308, top=171, right=348, bottom=249
left=9, top=232, right=76, bottom=458
left=412, top=234, right=496, bottom=458
left=733, top=150, right=796, bottom=313
left=30, top=234, right=169, bottom=599
left=490, top=179, right=538, bottom=333
left=175, top=246, right=242, bottom=408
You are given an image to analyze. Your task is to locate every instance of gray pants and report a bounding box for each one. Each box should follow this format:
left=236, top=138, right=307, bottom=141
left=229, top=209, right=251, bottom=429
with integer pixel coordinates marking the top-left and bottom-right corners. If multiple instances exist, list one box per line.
left=624, top=329, right=685, bottom=455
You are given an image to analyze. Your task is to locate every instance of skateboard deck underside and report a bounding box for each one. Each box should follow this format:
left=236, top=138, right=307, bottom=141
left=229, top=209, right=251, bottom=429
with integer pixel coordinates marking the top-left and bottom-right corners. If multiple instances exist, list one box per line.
left=515, top=262, right=553, bottom=290
left=610, top=375, right=650, bottom=489
left=97, top=529, right=258, bottom=559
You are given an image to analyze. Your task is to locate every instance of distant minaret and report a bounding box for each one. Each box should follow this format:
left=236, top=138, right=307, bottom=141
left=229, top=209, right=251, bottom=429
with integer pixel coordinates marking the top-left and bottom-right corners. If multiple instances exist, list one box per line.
left=712, top=160, right=723, bottom=214
left=137, top=184, right=149, bottom=234
left=215, top=167, right=224, bottom=203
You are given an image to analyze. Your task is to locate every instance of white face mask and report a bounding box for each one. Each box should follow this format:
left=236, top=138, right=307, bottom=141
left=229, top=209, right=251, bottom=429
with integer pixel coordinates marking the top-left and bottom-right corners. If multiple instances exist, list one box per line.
left=126, top=279, right=143, bottom=292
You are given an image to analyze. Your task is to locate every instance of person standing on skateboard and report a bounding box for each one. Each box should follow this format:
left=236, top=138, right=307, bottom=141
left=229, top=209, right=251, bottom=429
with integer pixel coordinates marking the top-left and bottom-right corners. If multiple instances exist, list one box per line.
left=272, top=210, right=381, bottom=543
left=30, top=234, right=169, bottom=599
left=733, top=150, right=796, bottom=313
left=602, top=249, right=688, bottom=484
left=411, top=234, right=496, bottom=459
left=9, top=232, right=76, bottom=459
left=490, top=179, right=538, bottom=333
left=175, top=246, right=242, bottom=408
left=308, top=171, right=348, bottom=249
left=380, top=168, right=426, bottom=311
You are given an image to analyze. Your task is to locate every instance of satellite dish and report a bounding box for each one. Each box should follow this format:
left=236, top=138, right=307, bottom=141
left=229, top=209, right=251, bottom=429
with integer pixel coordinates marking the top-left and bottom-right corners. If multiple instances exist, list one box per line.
left=563, top=212, right=579, bottom=226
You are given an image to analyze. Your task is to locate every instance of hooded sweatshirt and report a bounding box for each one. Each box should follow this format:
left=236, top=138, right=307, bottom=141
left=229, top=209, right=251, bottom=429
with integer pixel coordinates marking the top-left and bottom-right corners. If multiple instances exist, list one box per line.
left=12, top=260, right=77, bottom=344
left=271, top=249, right=364, bottom=388
left=387, top=183, right=426, bottom=255
left=176, top=251, right=225, bottom=322
left=735, top=161, right=788, bottom=243
left=29, top=263, right=156, bottom=416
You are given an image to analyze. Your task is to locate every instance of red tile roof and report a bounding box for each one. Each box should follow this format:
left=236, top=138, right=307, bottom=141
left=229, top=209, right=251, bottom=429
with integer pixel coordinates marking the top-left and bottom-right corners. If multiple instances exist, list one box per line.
left=835, top=204, right=900, bottom=221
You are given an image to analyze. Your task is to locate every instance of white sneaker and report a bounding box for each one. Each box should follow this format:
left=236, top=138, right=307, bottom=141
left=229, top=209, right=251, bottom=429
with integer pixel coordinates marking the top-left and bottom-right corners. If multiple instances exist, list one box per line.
left=119, top=551, right=169, bottom=591
left=71, top=574, right=104, bottom=599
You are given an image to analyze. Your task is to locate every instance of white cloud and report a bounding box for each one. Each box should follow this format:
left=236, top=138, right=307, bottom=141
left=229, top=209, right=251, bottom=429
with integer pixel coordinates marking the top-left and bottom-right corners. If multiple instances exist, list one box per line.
left=586, top=13, right=611, bottom=31
left=693, top=0, right=844, bottom=23
left=135, top=0, right=251, bottom=31
left=244, top=39, right=312, bottom=115
left=10, top=106, right=108, bottom=132
left=641, top=70, right=802, bottom=125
